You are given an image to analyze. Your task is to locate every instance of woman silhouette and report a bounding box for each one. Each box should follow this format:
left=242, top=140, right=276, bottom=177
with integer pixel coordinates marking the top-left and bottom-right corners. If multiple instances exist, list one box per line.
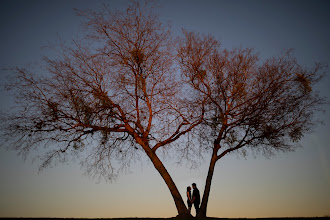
left=186, top=186, right=192, bottom=214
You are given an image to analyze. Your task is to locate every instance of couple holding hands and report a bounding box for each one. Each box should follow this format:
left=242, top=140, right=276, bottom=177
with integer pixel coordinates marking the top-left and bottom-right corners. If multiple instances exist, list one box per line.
left=186, top=183, right=200, bottom=216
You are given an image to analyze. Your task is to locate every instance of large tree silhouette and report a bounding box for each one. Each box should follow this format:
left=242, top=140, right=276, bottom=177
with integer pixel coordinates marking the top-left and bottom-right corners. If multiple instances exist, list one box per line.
left=1, top=1, right=328, bottom=218
left=1, top=2, right=203, bottom=218
left=177, top=31, right=327, bottom=218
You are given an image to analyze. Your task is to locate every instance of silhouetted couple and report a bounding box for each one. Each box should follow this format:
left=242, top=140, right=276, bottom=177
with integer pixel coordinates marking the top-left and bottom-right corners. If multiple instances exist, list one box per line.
left=186, top=183, right=200, bottom=216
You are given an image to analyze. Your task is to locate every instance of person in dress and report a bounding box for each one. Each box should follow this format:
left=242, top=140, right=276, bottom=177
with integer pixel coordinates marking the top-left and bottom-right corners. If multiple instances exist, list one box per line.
left=186, top=186, right=192, bottom=214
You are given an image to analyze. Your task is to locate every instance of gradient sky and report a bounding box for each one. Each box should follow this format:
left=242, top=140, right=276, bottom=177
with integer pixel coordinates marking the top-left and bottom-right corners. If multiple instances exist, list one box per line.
left=0, top=0, right=329, bottom=218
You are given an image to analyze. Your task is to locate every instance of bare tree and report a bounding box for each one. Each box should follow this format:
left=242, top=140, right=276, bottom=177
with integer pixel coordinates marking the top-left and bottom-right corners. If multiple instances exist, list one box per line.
left=177, top=31, right=327, bottom=218
left=1, top=2, right=204, bottom=218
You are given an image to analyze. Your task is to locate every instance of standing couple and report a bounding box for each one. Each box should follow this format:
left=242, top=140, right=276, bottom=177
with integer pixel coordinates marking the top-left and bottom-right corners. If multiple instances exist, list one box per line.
left=186, top=183, right=200, bottom=216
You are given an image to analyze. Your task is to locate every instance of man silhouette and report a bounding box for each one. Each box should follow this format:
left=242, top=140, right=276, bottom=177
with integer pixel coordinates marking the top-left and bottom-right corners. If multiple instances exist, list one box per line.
left=191, top=183, right=200, bottom=216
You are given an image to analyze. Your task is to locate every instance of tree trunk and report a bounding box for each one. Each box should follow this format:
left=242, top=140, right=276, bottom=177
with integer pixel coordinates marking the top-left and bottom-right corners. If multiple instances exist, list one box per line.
left=197, top=149, right=218, bottom=218
left=144, top=146, right=191, bottom=218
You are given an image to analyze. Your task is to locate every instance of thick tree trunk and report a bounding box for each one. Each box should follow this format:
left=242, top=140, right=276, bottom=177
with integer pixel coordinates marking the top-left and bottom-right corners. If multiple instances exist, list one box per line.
left=197, top=149, right=218, bottom=218
left=144, top=146, right=191, bottom=218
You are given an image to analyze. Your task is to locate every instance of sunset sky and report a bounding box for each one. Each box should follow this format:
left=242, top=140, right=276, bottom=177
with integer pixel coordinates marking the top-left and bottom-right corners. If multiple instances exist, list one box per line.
left=0, top=0, right=329, bottom=218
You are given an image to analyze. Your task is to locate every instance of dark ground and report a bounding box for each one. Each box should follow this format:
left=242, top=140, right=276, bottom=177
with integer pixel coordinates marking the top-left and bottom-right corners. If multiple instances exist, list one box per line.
left=1, top=217, right=329, bottom=220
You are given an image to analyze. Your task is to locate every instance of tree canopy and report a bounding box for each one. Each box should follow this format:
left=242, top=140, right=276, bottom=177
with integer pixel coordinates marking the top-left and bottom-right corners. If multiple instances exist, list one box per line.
left=1, top=1, right=203, bottom=217
left=177, top=31, right=327, bottom=217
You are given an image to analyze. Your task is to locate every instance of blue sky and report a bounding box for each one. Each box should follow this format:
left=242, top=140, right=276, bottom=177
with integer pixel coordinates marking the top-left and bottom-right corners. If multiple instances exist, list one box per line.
left=0, top=0, right=329, bottom=218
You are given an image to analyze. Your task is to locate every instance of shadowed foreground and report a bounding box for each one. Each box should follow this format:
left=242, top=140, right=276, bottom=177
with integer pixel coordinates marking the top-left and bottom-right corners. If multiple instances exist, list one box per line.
left=1, top=217, right=329, bottom=220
